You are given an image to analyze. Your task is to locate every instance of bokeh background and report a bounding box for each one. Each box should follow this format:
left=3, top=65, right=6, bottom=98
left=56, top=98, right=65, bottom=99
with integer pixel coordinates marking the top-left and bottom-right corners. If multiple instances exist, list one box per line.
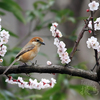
left=0, top=0, right=100, bottom=100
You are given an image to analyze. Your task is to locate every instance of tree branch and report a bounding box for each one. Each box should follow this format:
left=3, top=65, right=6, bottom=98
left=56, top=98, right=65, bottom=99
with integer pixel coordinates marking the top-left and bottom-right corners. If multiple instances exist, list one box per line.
left=0, top=64, right=99, bottom=82
left=70, top=16, right=91, bottom=60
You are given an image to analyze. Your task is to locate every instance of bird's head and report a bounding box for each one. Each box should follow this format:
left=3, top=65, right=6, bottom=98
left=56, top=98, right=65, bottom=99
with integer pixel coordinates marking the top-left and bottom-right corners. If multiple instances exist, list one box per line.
left=29, top=37, right=45, bottom=46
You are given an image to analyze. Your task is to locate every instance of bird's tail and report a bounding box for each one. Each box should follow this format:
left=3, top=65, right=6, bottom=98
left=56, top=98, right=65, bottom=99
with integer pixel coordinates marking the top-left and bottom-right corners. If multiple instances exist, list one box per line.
left=3, top=59, right=18, bottom=74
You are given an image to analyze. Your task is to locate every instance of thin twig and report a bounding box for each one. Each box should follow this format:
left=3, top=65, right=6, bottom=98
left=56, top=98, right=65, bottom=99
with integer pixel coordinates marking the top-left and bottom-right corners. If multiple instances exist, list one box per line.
left=70, top=16, right=91, bottom=60
left=91, top=56, right=100, bottom=71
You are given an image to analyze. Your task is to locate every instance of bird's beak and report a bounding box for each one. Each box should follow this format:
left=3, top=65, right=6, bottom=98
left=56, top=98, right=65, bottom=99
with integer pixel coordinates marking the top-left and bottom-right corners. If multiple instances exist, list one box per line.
left=39, top=41, right=45, bottom=45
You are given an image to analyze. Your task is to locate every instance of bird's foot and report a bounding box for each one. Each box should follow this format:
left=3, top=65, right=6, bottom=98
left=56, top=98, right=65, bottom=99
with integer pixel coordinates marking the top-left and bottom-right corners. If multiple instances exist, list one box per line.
left=18, top=63, right=28, bottom=68
left=31, top=60, right=38, bottom=66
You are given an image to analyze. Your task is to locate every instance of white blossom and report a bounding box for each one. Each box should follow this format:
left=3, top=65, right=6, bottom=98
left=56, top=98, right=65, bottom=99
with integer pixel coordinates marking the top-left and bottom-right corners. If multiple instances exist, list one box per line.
left=1, top=37, right=8, bottom=44
left=94, top=17, right=100, bottom=30
left=47, top=61, right=52, bottom=65
left=41, top=78, right=50, bottom=83
left=57, top=48, right=67, bottom=57
left=59, top=41, right=66, bottom=49
left=52, top=22, right=58, bottom=27
left=54, top=38, right=59, bottom=47
left=1, top=45, right=7, bottom=53
left=88, top=21, right=92, bottom=29
left=5, top=79, right=14, bottom=84
left=42, top=83, right=50, bottom=88
left=50, top=78, right=56, bottom=88
left=88, top=1, right=99, bottom=11
left=86, top=36, right=99, bottom=49
left=17, top=77, right=24, bottom=82
left=61, top=56, right=71, bottom=64
left=56, top=29, right=62, bottom=38
left=0, top=30, right=10, bottom=39
left=97, top=45, right=100, bottom=53
left=50, top=26, right=56, bottom=37
left=0, top=50, right=6, bottom=57
left=51, top=78, right=56, bottom=84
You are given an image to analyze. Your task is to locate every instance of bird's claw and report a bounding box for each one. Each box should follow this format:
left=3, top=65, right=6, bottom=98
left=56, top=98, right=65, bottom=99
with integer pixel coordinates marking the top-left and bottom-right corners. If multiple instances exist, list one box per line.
left=18, top=63, right=28, bottom=68
left=31, top=60, right=38, bottom=66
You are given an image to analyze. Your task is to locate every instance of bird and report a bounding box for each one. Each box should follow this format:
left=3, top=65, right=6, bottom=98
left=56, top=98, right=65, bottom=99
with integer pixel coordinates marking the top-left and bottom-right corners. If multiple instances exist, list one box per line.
left=3, top=37, right=45, bottom=74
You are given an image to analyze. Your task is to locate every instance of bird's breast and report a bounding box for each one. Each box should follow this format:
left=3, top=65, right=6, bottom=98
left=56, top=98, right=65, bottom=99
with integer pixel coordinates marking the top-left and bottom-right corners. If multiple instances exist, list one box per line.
left=19, top=46, right=40, bottom=62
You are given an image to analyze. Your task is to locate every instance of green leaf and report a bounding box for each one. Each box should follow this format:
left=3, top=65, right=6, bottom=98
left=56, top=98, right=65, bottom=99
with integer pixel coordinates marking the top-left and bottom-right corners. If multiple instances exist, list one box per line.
left=2, top=0, right=22, bottom=10
left=48, top=0, right=55, bottom=7
left=57, top=74, right=66, bottom=84
left=67, top=17, right=76, bottom=23
left=4, top=90, right=15, bottom=98
left=33, top=10, right=44, bottom=21
left=26, top=11, right=35, bottom=22
left=23, top=94, right=42, bottom=99
left=52, top=93, right=66, bottom=100
left=33, top=1, right=47, bottom=9
left=0, top=90, right=16, bottom=100
left=35, top=19, right=52, bottom=30
left=42, top=85, right=61, bottom=98
left=0, top=11, right=5, bottom=15
left=74, top=62, right=87, bottom=70
left=52, top=9, right=75, bottom=23
left=67, top=48, right=72, bottom=54
left=69, top=84, right=98, bottom=98
left=68, top=35, right=77, bottom=41
left=0, top=2, right=25, bottom=23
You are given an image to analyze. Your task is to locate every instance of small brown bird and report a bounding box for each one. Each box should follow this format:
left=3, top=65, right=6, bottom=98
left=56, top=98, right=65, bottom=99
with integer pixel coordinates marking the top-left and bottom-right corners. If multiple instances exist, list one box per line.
left=3, top=37, right=45, bottom=74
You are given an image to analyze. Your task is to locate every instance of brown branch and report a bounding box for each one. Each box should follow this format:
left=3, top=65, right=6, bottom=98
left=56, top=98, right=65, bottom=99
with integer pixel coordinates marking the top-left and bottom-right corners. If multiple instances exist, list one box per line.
left=70, top=16, right=91, bottom=60
left=0, top=64, right=99, bottom=82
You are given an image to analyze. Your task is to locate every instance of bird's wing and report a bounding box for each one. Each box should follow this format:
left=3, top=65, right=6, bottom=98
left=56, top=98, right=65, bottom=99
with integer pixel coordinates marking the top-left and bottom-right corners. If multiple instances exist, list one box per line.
left=16, top=43, right=35, bottom=59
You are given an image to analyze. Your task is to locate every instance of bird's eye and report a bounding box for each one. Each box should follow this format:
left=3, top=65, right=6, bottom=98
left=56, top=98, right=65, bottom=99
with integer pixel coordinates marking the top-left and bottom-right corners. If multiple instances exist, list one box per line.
left=36, top=39, right=39, bottom=42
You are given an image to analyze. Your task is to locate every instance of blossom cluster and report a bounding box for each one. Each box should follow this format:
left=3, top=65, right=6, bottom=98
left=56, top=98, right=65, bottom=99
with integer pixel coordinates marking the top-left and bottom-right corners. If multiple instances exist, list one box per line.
left=86, top=36, right=100, bottom=52
left=0, top=18, right=10, bottom=62
left=50, top=22, right=71, bottom=64
left=88, top=17, right=100, bottom=31
left=87, top=1, right=100, bottom=31
left=5, top=76, right=56, bottom=90
left=50, top=22, right=62, bottom=38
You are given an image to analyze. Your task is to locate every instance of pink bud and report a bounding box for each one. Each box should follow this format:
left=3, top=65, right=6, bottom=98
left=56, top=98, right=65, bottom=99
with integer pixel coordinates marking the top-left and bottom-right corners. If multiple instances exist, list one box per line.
left=86, top=9, right=90, bottom=12
left=8, top=76, right=12, bottom=80
left=17, top=80, right=20, bottom=82
left=13, top=79, right=17, bottom=82
left=52, top=73, right=55, bottom=75
left=28, top=81, right=31, bottom=85
left=54, top=25, right=57, bottom=27
left=43, top=82, right=46, bottom=85
left=49, top=83, right=52, bottom=86
left=88, top=30, right=92, bottom=33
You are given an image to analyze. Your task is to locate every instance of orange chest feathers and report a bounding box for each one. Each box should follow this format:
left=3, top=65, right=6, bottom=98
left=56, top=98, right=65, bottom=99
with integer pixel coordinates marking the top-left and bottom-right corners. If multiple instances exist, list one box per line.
left=19, top=46, right=40, bottom=62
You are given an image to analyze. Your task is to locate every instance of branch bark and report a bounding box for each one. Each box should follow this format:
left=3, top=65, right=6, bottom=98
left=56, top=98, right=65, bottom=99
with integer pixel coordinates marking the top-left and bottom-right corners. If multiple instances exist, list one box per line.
left=70, top=16, right=91, bottom=60
left=0, top=64, right=98, bottom=82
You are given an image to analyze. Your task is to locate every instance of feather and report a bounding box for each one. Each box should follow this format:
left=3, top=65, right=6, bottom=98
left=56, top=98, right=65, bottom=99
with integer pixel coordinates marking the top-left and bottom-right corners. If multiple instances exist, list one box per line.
left=3, top=59, right=18, bottom=74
